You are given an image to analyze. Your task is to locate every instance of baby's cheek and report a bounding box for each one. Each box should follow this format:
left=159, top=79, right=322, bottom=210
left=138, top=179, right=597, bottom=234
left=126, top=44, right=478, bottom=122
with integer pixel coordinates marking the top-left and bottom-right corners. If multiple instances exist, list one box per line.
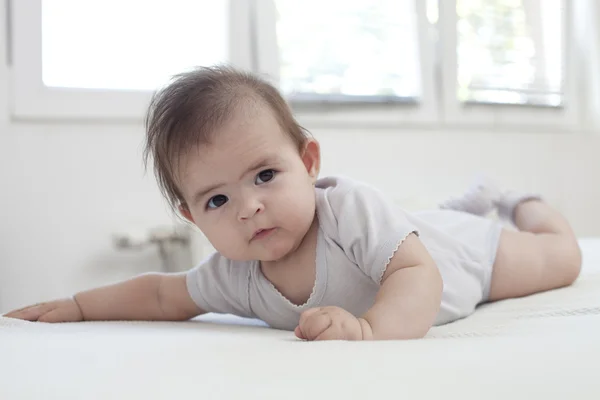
left=197, top=226, right=238, bottom=257
left=276, top=202, right=309, bottom=227
left=212, top=238, right=247, bottom=261
left=278, top=185, right=315, bottom=213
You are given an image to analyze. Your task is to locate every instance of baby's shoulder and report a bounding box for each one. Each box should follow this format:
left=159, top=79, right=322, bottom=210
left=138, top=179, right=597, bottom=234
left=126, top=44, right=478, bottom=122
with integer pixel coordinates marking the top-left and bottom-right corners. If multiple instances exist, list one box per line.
left=314, top=175, right=396, bottom=239
left=315, top=175, right=389, bottom=207
left=316, top=175, right=378, bottom=197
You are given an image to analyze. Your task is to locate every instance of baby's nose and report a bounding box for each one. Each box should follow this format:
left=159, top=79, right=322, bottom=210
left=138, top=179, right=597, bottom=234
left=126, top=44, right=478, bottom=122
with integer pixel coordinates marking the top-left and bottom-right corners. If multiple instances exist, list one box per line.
left=238, top=200, right=264, bottom=221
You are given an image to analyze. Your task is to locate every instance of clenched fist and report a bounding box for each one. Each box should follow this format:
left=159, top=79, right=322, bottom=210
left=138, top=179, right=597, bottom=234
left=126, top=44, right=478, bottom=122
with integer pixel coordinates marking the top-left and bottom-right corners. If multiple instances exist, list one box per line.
left=4, top=298, right=84, bottom=323
left=294, top=306, right=372, bottom=341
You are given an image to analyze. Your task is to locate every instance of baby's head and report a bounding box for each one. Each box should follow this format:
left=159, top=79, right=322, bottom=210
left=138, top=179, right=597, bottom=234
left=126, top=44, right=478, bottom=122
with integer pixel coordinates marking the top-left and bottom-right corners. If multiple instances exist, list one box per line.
left=144, top=66, right=320, bottom=262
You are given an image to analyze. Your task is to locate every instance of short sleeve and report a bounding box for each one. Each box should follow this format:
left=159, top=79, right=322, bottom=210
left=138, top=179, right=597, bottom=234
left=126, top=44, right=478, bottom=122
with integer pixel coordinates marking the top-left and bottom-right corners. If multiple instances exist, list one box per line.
left=322, top=178, right=419, bottom=284
left=185, top=252, right=253, bottom=318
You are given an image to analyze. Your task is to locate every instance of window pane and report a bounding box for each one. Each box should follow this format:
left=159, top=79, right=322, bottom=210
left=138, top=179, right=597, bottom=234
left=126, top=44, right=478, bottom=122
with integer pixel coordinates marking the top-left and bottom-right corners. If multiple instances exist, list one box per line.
left=275, top=0, right=422, bottom=99
left=42, top=0, right=228, bottom=91
left=456, top=0, right=563, bottom=106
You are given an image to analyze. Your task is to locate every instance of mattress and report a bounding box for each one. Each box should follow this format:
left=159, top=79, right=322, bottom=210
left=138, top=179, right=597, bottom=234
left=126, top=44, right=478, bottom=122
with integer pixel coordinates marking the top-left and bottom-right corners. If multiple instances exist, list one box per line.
left=1, top=238, right=600, bottom=400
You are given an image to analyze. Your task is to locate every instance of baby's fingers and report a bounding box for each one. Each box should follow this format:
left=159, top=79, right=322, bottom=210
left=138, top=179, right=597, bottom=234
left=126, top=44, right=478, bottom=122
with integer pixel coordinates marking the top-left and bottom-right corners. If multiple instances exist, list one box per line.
left=315, top=326, right=341, bottom=341
left=294, top=325, right=305, bottom=339
left=38, top=307, right=73, bottom=323
left=4, top=303, right=56, bottom=321
left=300, top=311, right=332, bottom=341
left=298, top=307, right=322, bottom=325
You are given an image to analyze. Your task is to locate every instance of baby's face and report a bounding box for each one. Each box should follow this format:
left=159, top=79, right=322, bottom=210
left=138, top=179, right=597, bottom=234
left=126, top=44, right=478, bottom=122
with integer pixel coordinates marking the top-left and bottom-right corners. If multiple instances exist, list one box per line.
left=178, top=106, right=319, bottom=262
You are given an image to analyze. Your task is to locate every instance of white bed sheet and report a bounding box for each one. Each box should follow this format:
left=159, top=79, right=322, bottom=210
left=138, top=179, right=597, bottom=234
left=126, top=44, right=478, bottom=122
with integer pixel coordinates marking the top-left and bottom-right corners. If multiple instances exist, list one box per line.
left=1, top=239, right=600, bottom=400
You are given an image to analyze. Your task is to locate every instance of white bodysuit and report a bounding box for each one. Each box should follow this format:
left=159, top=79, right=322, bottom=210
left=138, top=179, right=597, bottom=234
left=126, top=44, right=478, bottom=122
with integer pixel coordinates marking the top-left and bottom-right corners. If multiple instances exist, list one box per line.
left=186, top=176, right=503, bottom=330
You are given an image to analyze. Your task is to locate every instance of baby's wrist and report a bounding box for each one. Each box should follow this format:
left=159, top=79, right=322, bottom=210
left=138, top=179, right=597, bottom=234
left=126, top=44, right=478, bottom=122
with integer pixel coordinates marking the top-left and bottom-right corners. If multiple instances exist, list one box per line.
left=72, top=294, right=85, bottom=321
left=357, top=317, right=373, bottom=340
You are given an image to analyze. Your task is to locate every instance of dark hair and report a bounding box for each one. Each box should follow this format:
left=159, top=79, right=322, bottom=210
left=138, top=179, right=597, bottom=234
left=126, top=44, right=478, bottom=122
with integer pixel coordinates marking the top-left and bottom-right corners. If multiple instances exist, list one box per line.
left=143, top=65, right=310, bottom=211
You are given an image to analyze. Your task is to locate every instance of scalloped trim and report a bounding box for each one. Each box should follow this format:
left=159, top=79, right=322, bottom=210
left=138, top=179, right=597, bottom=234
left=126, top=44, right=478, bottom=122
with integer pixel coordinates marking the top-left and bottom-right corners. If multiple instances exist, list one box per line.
left=266, top=279, right=317, bottom=309
left=377, top=230, right=416, bottom=284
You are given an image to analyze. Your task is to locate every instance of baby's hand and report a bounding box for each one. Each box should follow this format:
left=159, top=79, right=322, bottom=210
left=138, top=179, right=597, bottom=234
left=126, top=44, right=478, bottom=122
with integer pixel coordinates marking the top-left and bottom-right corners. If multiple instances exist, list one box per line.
left=294, top=306, right=369, bottom=341
left=3, top=298, right=84, bottom=323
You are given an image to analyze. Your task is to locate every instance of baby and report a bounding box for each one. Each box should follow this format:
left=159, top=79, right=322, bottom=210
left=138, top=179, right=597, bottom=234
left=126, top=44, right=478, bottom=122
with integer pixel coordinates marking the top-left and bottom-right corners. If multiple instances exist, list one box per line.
left=4, top=66, right=582, bottom=341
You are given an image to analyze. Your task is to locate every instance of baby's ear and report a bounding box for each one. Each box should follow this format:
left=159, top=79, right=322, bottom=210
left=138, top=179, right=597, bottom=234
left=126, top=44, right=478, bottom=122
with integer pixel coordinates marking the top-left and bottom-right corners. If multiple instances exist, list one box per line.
left=178, top=204, right=195, bottom=224
left=301, top=139, right=321, bottom=182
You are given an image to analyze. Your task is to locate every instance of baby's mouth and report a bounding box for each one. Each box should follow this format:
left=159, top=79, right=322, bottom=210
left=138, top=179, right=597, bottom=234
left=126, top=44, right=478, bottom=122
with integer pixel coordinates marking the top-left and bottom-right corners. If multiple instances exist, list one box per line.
left=251, top=228, right=276, bottom=240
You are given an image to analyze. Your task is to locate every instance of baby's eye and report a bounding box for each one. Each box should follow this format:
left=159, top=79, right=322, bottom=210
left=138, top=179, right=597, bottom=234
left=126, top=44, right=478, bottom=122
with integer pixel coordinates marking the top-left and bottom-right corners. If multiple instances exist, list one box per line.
left=207, top=194, right=228, bottom=209
left=255, top=169, right=276, bottom=185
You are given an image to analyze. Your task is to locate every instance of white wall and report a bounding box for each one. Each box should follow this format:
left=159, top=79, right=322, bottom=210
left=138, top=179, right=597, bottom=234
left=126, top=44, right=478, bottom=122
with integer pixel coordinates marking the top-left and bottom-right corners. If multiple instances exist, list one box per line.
left=1, top=11, right=599, bottom=313
left=0, top=121, right=175, bottom=306
left=317, top=128, right=600, bottom=218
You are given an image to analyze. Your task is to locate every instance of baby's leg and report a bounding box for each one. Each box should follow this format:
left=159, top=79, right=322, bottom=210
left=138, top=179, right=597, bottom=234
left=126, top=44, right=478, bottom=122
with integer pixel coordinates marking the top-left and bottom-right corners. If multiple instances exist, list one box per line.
left=488, top=200, right=582, bottom=301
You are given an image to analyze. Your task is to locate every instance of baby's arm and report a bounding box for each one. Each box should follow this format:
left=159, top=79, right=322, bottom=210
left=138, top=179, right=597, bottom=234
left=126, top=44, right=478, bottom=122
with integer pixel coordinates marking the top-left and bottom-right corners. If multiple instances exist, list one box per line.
left=4, top=273, right=204, bottom=322
left=360, top=233, right=442, bottom=340
left=74, top=273, right=203, bottom=321
left=296, top=233, right=442, bottom=341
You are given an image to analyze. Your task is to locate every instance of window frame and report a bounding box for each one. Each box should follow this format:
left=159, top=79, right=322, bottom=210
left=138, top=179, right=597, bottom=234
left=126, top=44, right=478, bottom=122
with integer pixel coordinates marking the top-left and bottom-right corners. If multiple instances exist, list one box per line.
left=438, top=0, right=581, bottom=131
left=9, top=0, right=254, bottom=121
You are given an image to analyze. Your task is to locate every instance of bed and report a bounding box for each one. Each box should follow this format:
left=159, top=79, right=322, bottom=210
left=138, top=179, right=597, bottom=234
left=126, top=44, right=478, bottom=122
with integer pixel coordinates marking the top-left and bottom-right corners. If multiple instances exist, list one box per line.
left=1, top=238, right=600, bottom=400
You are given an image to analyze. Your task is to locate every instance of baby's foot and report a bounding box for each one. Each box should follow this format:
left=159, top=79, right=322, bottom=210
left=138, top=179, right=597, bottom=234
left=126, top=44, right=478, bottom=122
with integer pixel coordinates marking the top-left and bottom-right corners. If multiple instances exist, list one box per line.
left=496, top=191, right=542, bottom=224
left=439, top=176, right=502, bottom=216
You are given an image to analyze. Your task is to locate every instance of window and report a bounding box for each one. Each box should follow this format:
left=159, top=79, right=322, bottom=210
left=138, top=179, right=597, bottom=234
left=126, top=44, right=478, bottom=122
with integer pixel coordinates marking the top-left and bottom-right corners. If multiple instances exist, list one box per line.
left=9, top=0, right=584, bottom=129
left=10, top=0, right=253, bottom=119
left=456, top=0, right=563, bottom=107
left=254, top=0, right=437, bottom=126
left=256, top=0, right=577, bottom=129
left=42, top=0, right=229, bottom=91
left=438, top=0, right=578, bottom=128
left=275, top=0, right=422, bottom=101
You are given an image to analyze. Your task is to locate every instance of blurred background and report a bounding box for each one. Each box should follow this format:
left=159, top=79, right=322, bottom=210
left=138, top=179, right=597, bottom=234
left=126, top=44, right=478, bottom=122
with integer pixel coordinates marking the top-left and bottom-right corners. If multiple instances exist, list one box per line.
left=1, top=0, right=599, bottom=312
